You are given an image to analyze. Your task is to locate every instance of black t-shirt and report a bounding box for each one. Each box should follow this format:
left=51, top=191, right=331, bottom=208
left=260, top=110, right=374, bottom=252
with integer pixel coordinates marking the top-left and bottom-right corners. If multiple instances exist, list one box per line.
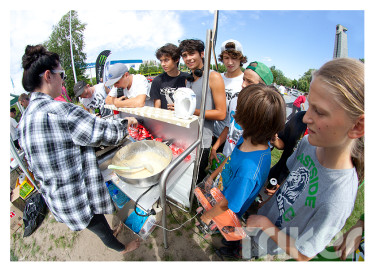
left=268, top=111, right=307, bottom=183
left=149, top=71, right=189, bottom=109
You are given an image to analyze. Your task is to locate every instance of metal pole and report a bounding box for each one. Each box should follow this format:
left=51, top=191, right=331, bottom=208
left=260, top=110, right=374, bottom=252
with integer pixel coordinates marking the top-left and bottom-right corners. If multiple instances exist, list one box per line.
left=70, top=10, right=77, bottom=83
left=188, top=29, right=213, bottom=211
left=10, top=138, right=39, bottom=191
left=211, top=10, right=219, bottom=70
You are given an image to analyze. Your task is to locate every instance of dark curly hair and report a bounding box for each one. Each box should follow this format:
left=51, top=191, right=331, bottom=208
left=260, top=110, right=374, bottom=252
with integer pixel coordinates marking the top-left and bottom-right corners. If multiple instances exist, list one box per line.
left=22, top=44, right=60, bottom=92
left=177, top=39, right=205, bottom=56
left=155, top=43, right=180, bottom=66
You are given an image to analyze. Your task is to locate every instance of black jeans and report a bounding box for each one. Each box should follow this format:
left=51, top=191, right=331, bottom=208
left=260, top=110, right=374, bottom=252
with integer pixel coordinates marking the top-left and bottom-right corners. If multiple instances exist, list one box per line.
left=86, top=214, right=125, bottom=252
left=197, top=148, right=210, bottom=184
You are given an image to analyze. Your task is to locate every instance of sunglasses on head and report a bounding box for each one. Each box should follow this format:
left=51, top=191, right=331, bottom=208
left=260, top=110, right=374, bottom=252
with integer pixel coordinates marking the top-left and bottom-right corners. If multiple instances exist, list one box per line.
left=39, top=69, right=67, bottom=80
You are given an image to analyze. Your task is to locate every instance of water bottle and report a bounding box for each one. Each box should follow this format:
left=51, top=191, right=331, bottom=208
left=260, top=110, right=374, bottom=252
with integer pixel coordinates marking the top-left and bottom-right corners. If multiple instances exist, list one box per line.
left=105, top=180, right=116, bottom=197
left=112, top=189, right=129, bottom=209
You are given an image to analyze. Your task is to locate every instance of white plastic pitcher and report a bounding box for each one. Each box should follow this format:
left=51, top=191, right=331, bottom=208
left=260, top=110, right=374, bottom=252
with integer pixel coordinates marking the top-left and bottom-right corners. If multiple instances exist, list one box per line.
left=173, top=88, right=196, bottom=119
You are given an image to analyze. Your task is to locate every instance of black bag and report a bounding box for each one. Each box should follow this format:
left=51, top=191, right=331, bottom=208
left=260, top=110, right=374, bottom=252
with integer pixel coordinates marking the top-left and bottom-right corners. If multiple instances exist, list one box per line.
left=22, top=193, right=48, bottom=237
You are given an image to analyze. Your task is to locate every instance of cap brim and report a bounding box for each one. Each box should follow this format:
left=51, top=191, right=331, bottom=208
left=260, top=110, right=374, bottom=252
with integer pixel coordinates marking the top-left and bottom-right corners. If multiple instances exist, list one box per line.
left=105, top=77, right=121, bottom=87
left=75, top=88, right=84, bottom=97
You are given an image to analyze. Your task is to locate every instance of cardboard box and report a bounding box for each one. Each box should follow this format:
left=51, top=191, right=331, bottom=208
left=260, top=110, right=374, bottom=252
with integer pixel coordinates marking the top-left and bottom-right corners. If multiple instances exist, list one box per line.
left=10, top=204, right=23, bottom=234
left=10, top=186, right=26, bottom=212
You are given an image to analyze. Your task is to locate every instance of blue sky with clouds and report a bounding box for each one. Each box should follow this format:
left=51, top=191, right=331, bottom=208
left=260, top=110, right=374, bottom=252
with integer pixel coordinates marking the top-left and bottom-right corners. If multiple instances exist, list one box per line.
left=7, top=8, right=366, bottom=95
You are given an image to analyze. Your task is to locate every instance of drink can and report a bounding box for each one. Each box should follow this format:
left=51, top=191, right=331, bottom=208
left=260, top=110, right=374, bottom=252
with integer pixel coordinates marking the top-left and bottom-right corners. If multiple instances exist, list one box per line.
left=267, top=178, right=278, bottom=190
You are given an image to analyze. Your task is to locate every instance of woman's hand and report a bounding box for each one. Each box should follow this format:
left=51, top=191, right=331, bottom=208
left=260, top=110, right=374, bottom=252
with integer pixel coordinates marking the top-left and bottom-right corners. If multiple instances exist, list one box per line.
left=126, top=117, right=138, bottom=128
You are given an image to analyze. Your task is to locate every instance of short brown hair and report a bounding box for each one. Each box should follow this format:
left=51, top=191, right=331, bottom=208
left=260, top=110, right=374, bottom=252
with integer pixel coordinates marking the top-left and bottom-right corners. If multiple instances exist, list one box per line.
left=218, top=43, right=247, bottom=67
left=234, top=84, right=286, bottom=145
left=178, top=39, right=205, bottom=55
left=18, top=93, right=30, bottom=102
left=155, top=43, right=180, bottom=63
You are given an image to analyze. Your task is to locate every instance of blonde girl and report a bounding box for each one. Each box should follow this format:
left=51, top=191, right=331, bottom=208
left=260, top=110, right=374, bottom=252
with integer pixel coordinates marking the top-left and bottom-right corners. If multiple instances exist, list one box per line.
left=245, top=58, right=364, bottom=261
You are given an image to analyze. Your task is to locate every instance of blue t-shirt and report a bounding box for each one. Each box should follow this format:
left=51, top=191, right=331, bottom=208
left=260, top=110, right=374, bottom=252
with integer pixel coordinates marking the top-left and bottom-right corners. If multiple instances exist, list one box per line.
left=217, top=137, right=271, bottom=217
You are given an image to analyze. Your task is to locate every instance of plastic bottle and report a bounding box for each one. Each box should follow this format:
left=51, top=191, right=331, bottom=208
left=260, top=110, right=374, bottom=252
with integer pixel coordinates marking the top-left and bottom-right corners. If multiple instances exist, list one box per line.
left=105, top=180, right=116, bottom=197
left=112, top=189, right=129, bottom=209
left=266, top=178, right=278, bottom=190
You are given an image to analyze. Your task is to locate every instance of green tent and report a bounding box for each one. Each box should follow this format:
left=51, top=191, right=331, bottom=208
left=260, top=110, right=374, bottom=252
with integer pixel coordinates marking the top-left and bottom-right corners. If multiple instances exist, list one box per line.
left=10, top=93, right=19, bottom=106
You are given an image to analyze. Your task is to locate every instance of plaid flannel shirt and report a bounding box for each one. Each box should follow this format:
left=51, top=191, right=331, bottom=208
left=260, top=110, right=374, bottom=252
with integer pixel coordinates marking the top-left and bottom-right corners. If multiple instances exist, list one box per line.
left=18, top=92, right=128, bottom=231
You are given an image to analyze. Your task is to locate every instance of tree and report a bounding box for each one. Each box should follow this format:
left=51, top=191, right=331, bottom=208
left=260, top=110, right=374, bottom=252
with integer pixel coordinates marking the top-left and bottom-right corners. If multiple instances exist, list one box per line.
left=210, top=63, right=227, bottom=73
left=44, top=10, right=87, bottom=101
left=129, top=67, right=137, bottom=75
left=270, top=65, right=288, bottom=85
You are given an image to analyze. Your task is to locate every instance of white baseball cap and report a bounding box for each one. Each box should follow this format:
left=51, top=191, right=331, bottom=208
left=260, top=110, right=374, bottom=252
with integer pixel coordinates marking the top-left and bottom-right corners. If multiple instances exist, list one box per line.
left=220, top=39, right=243, bottom=54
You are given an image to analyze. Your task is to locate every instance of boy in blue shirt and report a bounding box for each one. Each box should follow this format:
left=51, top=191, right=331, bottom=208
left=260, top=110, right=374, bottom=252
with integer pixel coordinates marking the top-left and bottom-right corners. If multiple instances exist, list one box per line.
left=200, top=84, right=285, bottom=253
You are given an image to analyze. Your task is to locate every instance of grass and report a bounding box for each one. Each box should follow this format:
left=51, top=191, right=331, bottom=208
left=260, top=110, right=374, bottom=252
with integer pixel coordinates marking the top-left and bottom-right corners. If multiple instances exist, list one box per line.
left=271, top=148, right=283, bottom=167
left=338, top=181, right=364, bottom=235
left=10, top=250, right=18, bottom=261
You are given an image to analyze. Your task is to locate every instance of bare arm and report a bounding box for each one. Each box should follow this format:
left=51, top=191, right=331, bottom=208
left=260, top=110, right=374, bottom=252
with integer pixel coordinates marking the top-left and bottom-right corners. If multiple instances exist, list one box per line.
left=246, top=215, right=312, bottom=261
left=201, top=197, right=229, bottom=225
left=83, top=105, right=90, bottom=113
left=209, top=126, right=229, bottom=164
left=154, top=99, right=161, bottom=108
left=105, top=94, right=116, bottom=105
left=113, top=94, right=147, bottom=108
left=104, top=86, right=111, bottom=94
left=270, top=133, right=285, bottom=150
left=194, top=71, right=226, bottom=121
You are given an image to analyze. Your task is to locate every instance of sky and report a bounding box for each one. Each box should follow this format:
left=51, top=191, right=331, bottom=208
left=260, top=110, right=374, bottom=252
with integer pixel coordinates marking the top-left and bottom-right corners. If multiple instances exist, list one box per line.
left=6, top=1, right=368, bottom=96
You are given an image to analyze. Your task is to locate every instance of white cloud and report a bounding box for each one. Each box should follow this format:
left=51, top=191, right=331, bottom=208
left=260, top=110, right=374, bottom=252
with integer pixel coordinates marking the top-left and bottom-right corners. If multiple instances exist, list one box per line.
left=80, top=10, right=184, bottom=62
left=263, top=57, right=273, bottom=62
left=9, top=10, right=185, bottom=94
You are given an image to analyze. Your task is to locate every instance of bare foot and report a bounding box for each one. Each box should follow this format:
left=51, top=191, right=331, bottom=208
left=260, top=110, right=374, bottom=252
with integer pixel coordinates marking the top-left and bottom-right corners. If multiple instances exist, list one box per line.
left=121, top=239, right=141, bottom=254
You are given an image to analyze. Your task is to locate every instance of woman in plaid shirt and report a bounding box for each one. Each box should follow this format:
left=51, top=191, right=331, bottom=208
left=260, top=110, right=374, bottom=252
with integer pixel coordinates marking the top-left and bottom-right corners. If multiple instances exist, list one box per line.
left=18, top=44, right=140, bottom=255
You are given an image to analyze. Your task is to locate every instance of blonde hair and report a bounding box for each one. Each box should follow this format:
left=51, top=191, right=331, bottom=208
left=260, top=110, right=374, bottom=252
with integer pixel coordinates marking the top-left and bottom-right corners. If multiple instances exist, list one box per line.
left=313, top=58, right=364, bottom=181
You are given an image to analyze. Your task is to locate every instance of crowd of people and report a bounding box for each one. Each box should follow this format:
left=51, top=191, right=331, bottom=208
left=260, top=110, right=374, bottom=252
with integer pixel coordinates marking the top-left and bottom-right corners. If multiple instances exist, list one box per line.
left=12, top=38, right=364, bottom=261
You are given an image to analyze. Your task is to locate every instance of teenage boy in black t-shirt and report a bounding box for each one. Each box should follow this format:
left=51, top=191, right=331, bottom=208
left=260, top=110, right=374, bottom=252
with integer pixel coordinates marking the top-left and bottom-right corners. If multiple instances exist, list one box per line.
left=150, top=43, right=189, bottom=109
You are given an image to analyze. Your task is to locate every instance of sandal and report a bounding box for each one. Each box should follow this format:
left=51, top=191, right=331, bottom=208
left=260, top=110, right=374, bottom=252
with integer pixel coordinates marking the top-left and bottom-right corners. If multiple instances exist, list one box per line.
left=221, top=238, right=241, bottom=248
